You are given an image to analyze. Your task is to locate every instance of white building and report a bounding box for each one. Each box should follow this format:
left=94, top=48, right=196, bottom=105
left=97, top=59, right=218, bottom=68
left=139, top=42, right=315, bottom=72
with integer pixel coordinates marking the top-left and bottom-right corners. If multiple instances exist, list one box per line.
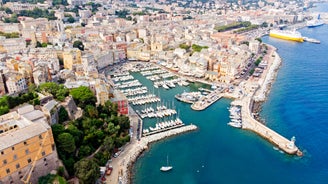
left=95, top=51, right=114, bottom=69
left=4, top=72, right=28, bottom=94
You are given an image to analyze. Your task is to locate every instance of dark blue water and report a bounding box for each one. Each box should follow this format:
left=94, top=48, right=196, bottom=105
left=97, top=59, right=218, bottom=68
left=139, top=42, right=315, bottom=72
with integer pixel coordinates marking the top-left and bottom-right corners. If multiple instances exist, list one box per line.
left=132, top=8, right=328, bottom=184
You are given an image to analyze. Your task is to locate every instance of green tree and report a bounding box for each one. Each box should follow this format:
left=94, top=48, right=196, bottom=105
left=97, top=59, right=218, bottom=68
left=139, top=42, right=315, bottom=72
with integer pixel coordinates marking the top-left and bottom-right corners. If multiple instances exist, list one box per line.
left=85, top=105, right=98, bottom=118
left=51, top=124, right=65, bottom=139
left=66, top=124, right=83, bottom=146
left=67, top=17, right=75, bottom=23
left=73, top=40, right=84, bottom=51
left=36, top=41, right=42, bottom=48
left=38, top=82, right=68, bottom=101
left=41, top=42, right=48, bottom=47
left=179, top=43, right=190, bottom=50
left=255, top=38, right=262, bottom=43
left=58, top=106, right=69, bottom=123
left=103, top=136, right=115, bottom=152
left=63, top=157, right=75, bottom=176
left=52, top=0, right=68, bottom=6
left=5, top=7, right=13, bottom=14
left=70, top=86, right=96, bottom=108
left=74, top=158, right=100, bottom=184
left=58, top=133, right=76, bottom=153
left=78, top=145, right=93, bottom=158
left=0, top=106, right=9, bottom=115
left=261, top=22, right=268, bottom=28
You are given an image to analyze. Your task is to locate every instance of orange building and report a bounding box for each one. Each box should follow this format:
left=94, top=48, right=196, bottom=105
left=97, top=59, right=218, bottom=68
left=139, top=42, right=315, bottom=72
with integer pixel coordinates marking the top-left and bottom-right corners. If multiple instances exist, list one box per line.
left=0, top=105, right=59, bottom=184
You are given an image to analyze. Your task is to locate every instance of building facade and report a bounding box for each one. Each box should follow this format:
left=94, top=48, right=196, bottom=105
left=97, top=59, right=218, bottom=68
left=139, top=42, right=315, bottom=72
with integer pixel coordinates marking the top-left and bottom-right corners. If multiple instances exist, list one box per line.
left=0, top=105, right=59, bottom=184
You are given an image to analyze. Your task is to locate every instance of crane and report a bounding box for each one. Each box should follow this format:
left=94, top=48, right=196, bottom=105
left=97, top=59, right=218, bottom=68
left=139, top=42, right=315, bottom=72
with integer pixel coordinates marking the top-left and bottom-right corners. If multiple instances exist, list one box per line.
left=21, top=130, right=49, bottom=184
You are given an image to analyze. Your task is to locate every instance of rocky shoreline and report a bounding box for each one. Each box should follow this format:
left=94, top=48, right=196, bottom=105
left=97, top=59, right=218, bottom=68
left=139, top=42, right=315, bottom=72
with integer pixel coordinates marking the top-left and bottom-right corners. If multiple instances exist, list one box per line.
left=252, top=46, right=283, bottom=124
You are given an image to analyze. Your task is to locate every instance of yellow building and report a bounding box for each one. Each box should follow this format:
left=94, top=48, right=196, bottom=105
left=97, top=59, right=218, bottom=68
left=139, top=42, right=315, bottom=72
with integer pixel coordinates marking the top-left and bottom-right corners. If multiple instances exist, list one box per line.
left=0, top=105, right=59, bottom=184
left=63, top=48, right=81, bottom=70
left=95, top=79, right=110, bottom=106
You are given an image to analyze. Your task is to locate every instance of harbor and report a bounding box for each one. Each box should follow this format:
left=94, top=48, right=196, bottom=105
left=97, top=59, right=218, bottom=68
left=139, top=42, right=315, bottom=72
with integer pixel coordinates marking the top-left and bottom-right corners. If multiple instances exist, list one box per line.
left=109, top=57, right=302, bottom=157
left=106, top=44, right=306, bottom=183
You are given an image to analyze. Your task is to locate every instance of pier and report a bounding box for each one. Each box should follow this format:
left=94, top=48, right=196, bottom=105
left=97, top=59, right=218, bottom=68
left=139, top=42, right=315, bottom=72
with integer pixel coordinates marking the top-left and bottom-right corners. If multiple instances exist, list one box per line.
left=106, top=124, right=198, bottom=184
left=232, top=97, right=300, bottom=155
left=191, top=89, right=224, bottom=111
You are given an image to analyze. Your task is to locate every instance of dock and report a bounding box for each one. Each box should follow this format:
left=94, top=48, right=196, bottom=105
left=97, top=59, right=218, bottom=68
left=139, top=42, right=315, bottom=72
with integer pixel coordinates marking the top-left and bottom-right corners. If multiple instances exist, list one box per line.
left=232, top=97, right=300, bottom=155
left=191, top=89, right=223, bottom=110
left=142, top=124, right=184, bottom=136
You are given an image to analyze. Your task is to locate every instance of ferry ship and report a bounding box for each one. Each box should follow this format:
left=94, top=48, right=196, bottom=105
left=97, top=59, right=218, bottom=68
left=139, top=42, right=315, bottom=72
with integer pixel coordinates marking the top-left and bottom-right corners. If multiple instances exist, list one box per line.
left=269, top=29, right=304, bottom=42
left=307, top=14, right=324, bottom=28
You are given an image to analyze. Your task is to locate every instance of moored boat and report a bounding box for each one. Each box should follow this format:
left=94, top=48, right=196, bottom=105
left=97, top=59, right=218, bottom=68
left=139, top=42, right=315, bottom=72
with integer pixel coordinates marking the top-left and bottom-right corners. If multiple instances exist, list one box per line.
left=160, top=155, right=173, bottom=172
left=307, top=14, right=324, bottom=28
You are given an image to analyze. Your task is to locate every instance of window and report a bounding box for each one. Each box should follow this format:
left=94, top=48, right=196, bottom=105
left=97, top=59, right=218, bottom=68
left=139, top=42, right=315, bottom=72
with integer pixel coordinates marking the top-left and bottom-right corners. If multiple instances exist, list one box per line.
left=52, top=144, right=55, bottom=151
left=16, top=164, right=20, bottom=169
left=41, top=151, right=46, bottom=156
left=25, top=149, right=29, bottom=155
left=6, top=169, right=10, bottom=174
left=43, top=158, right=47, bottom=161
left=3, top=159, right=7, bottom=165
left=13, top=154, right=17, bottom=160
left=11, top=147, right=14, bottom=151
left=1, top=151, right=3, bottom=155
left=39, top=135, right=43, bottom=139
left=24, top=141, right=27, bottom=145
left=27, top=158, right=31, bottom=163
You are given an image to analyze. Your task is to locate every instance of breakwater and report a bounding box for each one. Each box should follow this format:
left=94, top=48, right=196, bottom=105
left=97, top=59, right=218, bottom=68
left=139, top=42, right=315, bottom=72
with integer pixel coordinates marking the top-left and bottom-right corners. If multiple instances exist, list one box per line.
left=114, top=124, right=198, bottom=184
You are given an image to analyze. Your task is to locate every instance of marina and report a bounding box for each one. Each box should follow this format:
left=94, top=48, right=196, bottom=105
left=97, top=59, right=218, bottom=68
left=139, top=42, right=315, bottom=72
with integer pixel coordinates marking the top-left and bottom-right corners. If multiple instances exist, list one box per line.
left=108, top=51, right=306, bottom=183
left=109, top=62, right=194, bottom=139
left=227, top=105, right=242, bottom=128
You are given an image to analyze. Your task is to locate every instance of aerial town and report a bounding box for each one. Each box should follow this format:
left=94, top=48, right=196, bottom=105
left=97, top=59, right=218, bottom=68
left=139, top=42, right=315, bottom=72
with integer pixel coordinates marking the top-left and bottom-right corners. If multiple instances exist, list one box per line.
left=0, top=0, right=326, bottom=183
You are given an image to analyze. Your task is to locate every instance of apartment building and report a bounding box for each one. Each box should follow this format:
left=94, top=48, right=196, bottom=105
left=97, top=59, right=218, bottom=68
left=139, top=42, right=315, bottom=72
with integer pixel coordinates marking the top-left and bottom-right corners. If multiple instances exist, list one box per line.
left=0, top=105, right=59, bottom=184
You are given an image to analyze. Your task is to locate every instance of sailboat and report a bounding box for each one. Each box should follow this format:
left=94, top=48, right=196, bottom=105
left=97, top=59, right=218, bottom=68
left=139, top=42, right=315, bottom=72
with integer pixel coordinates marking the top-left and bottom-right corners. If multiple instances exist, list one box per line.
left=160, top=155, right=173, bottom=172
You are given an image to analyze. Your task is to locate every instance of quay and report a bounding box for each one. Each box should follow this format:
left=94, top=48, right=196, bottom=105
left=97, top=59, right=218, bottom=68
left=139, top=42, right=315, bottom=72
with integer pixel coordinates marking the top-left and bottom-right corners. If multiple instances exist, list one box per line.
left=236, top=47, right=302, bottom=155
left=143, top=124, right=184, bottom=136
left=232, top=97, right=300, bottom=155
left=191, top=89, right=224, bottom=110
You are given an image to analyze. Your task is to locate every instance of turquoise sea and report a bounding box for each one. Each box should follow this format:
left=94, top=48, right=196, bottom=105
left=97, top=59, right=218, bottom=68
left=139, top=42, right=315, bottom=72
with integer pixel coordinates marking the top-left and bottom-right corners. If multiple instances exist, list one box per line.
left=132, top=5, right=328, bottom=184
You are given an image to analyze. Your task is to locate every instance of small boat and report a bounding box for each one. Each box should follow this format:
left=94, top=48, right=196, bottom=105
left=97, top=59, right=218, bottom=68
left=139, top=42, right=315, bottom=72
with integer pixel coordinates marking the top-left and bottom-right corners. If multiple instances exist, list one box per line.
left=307, top=14, right=324, bottom=28
left=227, top=122, right=242, bottom=128
left=160, top=155, right=173, bottom=172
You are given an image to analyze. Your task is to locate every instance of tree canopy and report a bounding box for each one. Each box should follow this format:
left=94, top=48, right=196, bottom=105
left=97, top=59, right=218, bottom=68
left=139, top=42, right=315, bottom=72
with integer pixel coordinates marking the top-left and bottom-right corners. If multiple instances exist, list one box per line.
left=0, top=92, right=39, bottom=116
left=0, top=31, right=19, bottom=39
left=191, top=44, right=208, bottom=52
left=38, top=82, right=69, bottom=101
left=73, top=40, right=84, bottom=51
left=51, top=100, right=130, bottom=176
left=74, top=158, right=100, bottom=184
left=70, top=86, right=96, bottom=108
left=57, top=133, right=76, bottom=153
